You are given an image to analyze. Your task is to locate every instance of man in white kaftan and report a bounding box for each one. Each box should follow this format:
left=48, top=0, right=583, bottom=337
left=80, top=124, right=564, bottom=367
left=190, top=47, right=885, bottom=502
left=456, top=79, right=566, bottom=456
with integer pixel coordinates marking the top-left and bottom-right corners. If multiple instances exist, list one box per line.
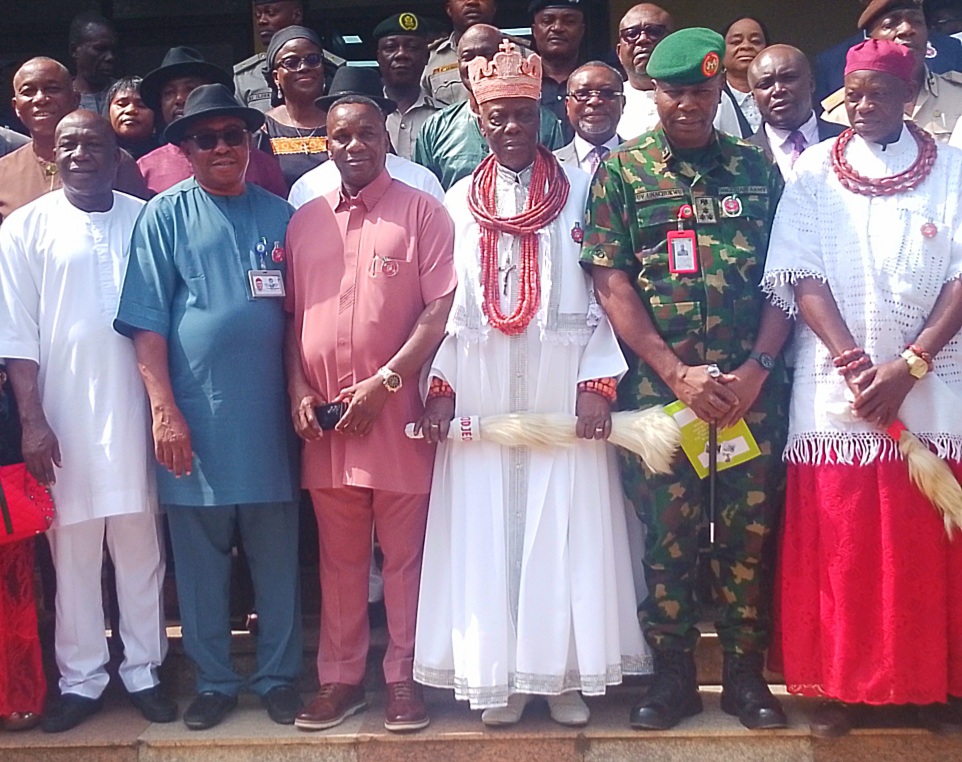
left=0, top=112, right=169, bottom=731
left=412, top=40, right=649, bottom=728
left=762, top=39, right=962, bottom=735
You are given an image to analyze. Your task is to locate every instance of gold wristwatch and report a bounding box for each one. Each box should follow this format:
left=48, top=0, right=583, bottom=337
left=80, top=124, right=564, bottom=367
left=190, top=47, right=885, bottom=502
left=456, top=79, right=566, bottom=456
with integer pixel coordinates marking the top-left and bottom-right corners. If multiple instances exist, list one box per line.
left=901, top=349, right=929, bottom=380
left=378, top=366, right=403, bottom=393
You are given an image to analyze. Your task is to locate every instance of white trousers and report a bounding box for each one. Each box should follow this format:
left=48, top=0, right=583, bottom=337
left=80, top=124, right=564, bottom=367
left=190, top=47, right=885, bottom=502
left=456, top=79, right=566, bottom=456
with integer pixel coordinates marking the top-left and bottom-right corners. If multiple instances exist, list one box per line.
left=46, top=513, right=167, bottom=698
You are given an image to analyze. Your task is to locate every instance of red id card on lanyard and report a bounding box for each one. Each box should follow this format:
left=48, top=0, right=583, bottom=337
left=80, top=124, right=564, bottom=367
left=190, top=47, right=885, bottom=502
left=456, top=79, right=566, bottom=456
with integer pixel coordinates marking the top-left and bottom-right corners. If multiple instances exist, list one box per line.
left=667, top=229, right=698, bottom=274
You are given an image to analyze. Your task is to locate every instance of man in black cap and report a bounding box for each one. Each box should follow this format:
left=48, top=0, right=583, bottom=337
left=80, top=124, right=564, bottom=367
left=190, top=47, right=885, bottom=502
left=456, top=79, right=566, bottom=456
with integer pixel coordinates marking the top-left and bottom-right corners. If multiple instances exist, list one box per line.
left=116, top=83, right=303, bottom=732
left=233, top=0, right=343, bottom=113
left=137, top=47, right=286, bottom=197
left=69, top=12, right=118, bottom=113
left=375, top=12, right=438, bottom=161
left=530, top=0, right=587, bottom=141
left=747, top=45, right=844, bottom=180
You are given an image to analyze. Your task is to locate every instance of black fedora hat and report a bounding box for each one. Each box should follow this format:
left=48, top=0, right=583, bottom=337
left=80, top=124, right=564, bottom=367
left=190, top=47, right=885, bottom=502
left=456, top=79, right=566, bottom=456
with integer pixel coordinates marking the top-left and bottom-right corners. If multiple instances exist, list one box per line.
left=315, top=67, right=397, bottom=114
left=163, top=84, right=265, bottom=145
left=141, top=47, right=233, bottom=113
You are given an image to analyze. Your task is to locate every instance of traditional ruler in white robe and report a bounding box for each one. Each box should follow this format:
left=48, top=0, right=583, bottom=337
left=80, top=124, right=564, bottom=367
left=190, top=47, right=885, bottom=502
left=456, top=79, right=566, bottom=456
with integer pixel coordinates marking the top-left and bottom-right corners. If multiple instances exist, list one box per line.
left=763, top=126, right=962, bottom=463
left=413, top=162, right=651, bottom=710
left=0, top=190, right=157, bottom=525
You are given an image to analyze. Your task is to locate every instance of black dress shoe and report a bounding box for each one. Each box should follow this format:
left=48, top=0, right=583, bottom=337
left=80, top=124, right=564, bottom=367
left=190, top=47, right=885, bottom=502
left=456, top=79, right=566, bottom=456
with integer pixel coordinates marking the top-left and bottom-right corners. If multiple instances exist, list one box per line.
left=129, top=686, right=178, bottom=723
left=183, top=691, right=237, bottom=730
left=719, top=652, right=788, bottom=730
left=630, top=650, right=703, bottom=730
left=262, top=684, right=302, bottom=725
left=41, top=693, right=104, bottom=733
left=810, top=701, right=854, bottom=738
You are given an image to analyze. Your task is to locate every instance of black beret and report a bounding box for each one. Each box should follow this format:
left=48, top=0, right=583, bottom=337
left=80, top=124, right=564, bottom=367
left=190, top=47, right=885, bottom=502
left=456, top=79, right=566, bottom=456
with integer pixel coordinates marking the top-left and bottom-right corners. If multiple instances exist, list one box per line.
left=373, top=12, right=430, bottom=41
left=528, top=0, right=587, bottom=14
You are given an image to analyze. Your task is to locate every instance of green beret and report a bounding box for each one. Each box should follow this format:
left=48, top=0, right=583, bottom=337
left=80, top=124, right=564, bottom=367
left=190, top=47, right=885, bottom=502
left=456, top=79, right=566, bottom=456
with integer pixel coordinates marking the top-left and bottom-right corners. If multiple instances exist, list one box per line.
left=373, top=12, right=429, bottom=41
left=647, top=28, right=725, bottom=86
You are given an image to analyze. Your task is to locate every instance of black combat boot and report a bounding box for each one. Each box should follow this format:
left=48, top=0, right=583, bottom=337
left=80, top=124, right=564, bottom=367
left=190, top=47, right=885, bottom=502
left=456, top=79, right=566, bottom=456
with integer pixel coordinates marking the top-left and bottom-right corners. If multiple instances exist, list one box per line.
left=629, top=650, right=703, bottom=730
left=720, top=651, right=788, bottom=730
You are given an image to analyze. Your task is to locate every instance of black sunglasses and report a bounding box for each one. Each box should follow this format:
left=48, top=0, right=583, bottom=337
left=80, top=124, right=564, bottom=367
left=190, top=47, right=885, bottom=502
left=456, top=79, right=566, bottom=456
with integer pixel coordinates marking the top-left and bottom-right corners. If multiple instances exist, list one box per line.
left=277, top=53, right=324, bottom=72
left=186, top=127, right=249, bottom=151
left=619, top=24, right=669, bottom=44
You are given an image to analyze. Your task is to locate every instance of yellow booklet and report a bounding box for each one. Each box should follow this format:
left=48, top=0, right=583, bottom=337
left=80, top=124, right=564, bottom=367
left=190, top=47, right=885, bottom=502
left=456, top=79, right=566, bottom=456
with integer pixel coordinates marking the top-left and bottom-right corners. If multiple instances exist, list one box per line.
left=663, top=400, right=762, bottom=479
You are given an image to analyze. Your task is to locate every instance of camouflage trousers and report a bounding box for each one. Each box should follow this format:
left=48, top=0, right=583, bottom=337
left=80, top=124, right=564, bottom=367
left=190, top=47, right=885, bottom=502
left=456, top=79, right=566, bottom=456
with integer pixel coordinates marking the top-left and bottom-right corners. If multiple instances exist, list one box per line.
left=620, top=385, right=788, bottom=655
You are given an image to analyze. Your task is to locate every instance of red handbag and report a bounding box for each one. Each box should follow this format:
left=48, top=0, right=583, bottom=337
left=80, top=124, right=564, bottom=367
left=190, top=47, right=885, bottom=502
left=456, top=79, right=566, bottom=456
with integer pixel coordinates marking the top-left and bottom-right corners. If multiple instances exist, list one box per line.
left=0, top=463, right=55, bottom=545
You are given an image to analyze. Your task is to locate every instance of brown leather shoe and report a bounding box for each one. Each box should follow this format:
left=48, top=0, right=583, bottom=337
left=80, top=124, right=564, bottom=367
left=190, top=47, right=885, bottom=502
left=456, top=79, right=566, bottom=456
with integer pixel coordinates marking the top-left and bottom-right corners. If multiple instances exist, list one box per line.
left=810, top=701, right=854, bottom=738
left=384, top=679, right=429, bottom=732
left=294, top=683, right=366, bottom=731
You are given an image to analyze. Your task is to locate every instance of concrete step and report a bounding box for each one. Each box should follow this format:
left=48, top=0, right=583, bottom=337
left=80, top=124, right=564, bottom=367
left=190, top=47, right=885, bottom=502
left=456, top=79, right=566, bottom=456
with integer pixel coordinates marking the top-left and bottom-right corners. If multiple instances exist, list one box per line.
left=157, top=619, right=781, bottom=698
left=3, top=685, right=961, bottom=762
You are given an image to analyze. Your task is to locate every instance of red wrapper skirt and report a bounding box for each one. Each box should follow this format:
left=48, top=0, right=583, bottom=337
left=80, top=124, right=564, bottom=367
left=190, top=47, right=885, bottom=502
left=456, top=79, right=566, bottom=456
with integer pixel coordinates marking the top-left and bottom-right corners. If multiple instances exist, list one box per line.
left=770, top=458, right=962, bottom=705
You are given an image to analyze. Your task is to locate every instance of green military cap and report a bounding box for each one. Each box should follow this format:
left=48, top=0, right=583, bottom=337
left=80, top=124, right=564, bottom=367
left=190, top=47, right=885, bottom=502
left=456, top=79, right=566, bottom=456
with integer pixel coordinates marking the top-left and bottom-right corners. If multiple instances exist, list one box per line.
left=373, top=12, right=430, bottom=41
left=647, top=27, right=725, bottom=86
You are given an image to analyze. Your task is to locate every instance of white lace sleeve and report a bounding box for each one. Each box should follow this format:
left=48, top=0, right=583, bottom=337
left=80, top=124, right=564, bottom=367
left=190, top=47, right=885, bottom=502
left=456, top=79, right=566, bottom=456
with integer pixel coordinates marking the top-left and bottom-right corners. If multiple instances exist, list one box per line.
left=761, top=155, right=828, bottom=315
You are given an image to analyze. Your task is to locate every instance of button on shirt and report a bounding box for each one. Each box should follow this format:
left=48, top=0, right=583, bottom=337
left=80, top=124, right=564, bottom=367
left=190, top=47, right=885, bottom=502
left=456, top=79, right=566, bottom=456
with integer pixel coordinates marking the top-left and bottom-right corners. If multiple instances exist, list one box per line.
left=386, top=89, right=439, bottom=161
left=764, top=113, right=820, bottom=180
left=285, top=169, right=456, bottom=494
left=422, top=35, right=468, bottom=107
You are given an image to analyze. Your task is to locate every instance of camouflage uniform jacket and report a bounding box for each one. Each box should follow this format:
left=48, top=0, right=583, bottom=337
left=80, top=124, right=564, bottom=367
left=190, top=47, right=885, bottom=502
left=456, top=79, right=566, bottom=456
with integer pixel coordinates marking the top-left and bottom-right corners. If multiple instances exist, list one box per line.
left=581, top=128, right=786, bottom=408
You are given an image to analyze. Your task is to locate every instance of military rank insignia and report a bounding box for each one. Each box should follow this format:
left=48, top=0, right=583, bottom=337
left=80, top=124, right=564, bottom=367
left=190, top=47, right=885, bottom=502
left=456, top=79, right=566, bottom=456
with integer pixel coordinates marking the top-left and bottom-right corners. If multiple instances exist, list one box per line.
left=694, top=197, right=717, bottom=224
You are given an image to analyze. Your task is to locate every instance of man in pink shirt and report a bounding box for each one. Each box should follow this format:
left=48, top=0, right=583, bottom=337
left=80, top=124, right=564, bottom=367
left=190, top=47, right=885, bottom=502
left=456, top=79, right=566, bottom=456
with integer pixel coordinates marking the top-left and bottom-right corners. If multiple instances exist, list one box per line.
left=283, top=94, right=456, bottom=733
left=136, top=47, right=287, bottom=197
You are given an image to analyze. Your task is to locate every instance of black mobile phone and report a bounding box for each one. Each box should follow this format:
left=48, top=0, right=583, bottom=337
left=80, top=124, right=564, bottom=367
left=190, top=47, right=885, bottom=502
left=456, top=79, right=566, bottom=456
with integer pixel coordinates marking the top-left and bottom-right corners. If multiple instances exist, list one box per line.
left=315, top=402, right=347, bottom=431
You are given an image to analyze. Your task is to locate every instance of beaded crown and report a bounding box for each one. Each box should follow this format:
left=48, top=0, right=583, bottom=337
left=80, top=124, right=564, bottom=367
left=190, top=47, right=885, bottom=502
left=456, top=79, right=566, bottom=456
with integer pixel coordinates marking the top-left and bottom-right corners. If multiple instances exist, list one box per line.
left=468, top=40, right=543, bottom=104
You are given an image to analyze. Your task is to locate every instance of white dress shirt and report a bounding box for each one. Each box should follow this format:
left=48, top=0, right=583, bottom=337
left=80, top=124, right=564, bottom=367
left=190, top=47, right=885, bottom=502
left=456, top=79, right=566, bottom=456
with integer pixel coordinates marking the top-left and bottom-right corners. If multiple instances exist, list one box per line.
left=764, top=112, right=821, bottom=180
left=714, top=86, right=762, bottom=137
left=617, top=86, right=659, bottom=140
left=288, top=152, right=445, bottom=208
left=571, top=134, right=624, bottom=174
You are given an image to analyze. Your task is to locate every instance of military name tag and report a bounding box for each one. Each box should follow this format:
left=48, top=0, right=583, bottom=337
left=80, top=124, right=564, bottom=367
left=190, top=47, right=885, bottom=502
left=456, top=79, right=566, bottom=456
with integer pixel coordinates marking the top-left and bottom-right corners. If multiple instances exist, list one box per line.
left=248, top=269, right=286, bottom=298
left=635, top=188, right=685, bottom=203
left=667, top=230, right=698, bottom=274
left=694, top=197, right=717, bottom=224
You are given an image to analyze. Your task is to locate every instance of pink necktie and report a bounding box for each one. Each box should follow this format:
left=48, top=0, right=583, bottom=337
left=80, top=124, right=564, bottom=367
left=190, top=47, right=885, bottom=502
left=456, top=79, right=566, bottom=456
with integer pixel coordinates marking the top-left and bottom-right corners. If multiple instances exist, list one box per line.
left=586, top=145, right=609, bottom=176
left=789, top=130, right=807, bottom=167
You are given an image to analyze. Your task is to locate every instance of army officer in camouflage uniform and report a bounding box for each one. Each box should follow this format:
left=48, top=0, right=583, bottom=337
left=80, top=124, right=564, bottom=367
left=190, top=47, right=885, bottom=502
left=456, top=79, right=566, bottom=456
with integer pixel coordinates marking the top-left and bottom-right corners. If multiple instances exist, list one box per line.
left=581, top=28, right=792, bottom=732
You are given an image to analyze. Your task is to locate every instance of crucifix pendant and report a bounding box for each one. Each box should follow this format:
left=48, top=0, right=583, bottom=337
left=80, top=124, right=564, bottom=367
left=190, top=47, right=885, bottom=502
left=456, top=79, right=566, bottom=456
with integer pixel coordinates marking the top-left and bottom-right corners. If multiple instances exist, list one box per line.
left=499, top=262, right=517, bottom=295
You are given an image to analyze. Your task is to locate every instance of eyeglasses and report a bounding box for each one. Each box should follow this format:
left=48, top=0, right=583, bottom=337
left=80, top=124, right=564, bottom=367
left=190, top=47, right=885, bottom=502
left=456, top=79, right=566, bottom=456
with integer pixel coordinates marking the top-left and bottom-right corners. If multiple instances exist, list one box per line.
left=567, top=88, right=623, bottom=103
left=185, top=127, right=249, bottom=151
left=618, top=23, right=669, bottom=44
left=277, top=53, right=324, bottom=72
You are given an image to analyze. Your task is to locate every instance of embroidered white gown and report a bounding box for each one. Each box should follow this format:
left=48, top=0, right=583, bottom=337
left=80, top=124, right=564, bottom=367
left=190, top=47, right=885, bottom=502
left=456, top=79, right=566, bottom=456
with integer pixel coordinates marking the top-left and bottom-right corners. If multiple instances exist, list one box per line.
left=413, top=162, right=651, bottom=710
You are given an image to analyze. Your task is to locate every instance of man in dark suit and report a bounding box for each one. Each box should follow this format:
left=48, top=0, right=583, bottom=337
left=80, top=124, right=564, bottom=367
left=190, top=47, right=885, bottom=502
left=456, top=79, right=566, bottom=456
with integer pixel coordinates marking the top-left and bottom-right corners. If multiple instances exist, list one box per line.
left=747, top=45, right=844, bottom=179
left=814, top=0, right=962, bottom=104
